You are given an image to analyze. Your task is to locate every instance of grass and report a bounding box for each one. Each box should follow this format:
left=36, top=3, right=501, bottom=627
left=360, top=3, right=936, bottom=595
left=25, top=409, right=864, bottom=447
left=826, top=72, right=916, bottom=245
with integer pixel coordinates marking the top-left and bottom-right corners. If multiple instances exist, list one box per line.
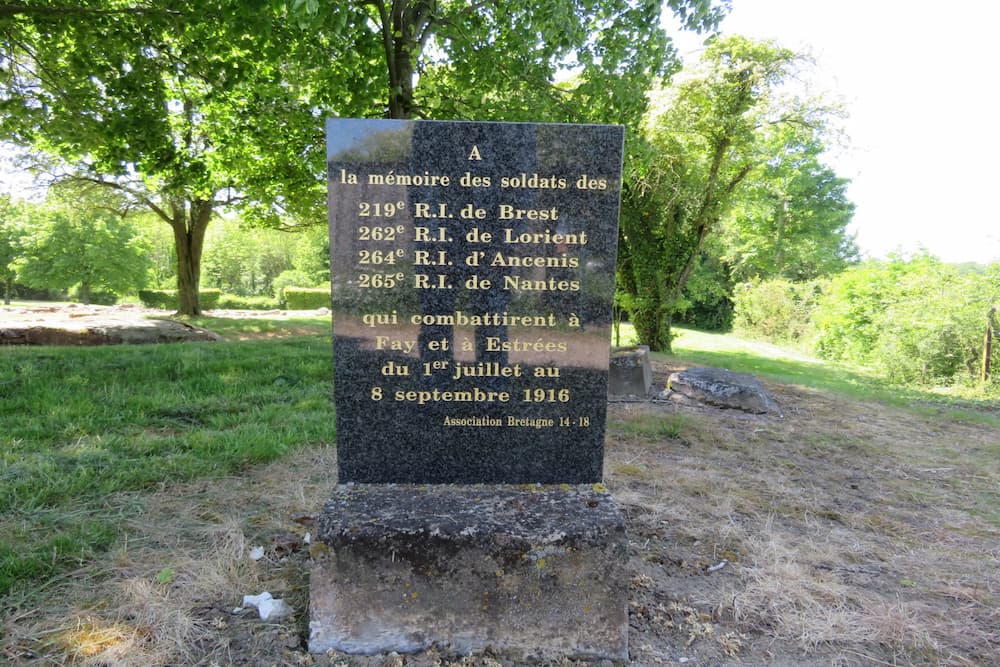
left=0, top=316, right=333, bottom=597
left=184, top=314, right=332, bottom=339
left=3, top=310, right=998, bottom=664
left=617, top=323, right=1000, bottom=426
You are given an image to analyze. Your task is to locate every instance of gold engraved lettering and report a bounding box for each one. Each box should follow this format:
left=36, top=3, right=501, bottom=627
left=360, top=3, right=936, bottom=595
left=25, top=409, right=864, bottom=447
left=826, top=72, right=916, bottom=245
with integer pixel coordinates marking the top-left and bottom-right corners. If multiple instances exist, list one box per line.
left=506, top=416, right=555, bottom=428
left=485, top=337, right=568, bottom=353
left=444, top=416, right=503, bottom=426
left=409, top=311, right=557, bottom=328
left=489, top=252, right=579, bottom=269
left=393, top=388, right=511, bottom=405
left=451, top=361, right=523, bottom=380
left=498, top=204, right=558, bottom=221
left=502, top=275, right=580, bottom=292
left=499, top=174, right=568, bottom=189
left=503, top=228, right=588, bottom=245
left=367, top=171, right=451, bottom=187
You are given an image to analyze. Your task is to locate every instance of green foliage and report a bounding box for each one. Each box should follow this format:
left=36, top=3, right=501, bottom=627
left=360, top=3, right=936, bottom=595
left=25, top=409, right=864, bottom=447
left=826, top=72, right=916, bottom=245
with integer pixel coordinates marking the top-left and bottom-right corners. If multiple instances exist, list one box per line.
left=665, top=325, right=1000, bottom=414
left=2, top=0, right=726, bottom=317
left=288, top=226, right=330, bottom=282
left=284, top=286, right=331, bottom=310
left=813, top=257, right=1000, bottom=386
left=0, top=333, right=334, bottom=595
left=202, top=219, right=295, bottom=297
left=13, top=198, right=150, bottom=303
left=0, top=195, right=27, bottom=304
left=272, top=269, right=316, bottom=304
left=289, top=0, right=724, bottom=123
left=138, top=289, right=220, bottom=310
left=620, top=36, right=831, bottom=351
left=673, top=252, right=734, bottom=330
left=0, top=1, right=365, bottom=314
left=719, top=128, right=858, bottom=282
left=732, top=278, right=826, bottom=344
left=69, top=285, right=117, bottom=305
left=216, top=293, right=281, bottom=310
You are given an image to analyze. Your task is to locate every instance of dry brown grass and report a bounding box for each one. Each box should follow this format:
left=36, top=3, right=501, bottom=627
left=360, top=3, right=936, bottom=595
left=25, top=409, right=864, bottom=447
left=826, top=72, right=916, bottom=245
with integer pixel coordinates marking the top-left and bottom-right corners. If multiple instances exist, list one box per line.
left=2, top=362, right=999, bottom=666
left=607, top=361, right=1000, bottom=666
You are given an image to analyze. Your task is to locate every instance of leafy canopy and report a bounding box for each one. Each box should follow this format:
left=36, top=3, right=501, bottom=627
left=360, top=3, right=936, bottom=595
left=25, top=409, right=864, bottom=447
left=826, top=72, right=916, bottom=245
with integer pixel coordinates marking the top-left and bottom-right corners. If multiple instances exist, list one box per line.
left=618, top=35, right=848, bottom=351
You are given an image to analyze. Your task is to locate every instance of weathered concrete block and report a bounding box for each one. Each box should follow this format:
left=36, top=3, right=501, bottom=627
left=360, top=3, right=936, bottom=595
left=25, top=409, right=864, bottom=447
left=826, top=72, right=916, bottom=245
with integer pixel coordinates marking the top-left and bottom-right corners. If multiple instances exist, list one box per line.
left=309, top=484, right=628, bottom=661
left=608, top=345, right=652, bottom=397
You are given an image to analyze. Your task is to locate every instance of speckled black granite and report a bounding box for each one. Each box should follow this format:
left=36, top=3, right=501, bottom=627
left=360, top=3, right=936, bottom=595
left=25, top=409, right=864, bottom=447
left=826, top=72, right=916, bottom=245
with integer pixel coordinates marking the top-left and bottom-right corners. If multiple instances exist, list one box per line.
left=327, top=120, right=624, bottom=483
left=316, top=483, right=625, bottom=543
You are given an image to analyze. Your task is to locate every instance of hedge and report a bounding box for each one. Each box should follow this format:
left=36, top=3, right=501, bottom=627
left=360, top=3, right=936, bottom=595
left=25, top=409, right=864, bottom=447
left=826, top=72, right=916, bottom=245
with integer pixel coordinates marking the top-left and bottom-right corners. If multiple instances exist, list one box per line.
left=216, top=294, right=281, bottom=310
left=732, top=279, right=825, bottom=344
left=138, top=289, right=221, bottom=310
left=284, top=287, right=331, bottom=310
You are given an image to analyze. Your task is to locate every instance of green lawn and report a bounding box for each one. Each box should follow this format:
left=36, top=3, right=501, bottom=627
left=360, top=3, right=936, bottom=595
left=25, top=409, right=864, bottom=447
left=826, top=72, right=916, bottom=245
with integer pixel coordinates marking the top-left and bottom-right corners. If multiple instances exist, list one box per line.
left=0, top=321, right=334, bottom=596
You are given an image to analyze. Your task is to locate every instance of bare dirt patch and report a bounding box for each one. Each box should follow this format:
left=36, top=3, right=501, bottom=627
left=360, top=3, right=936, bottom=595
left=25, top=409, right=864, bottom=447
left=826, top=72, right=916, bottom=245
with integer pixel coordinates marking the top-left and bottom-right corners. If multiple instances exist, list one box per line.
left=0, top=304, right=330, bottom=344
left=2, top=360, right=998, bottom=666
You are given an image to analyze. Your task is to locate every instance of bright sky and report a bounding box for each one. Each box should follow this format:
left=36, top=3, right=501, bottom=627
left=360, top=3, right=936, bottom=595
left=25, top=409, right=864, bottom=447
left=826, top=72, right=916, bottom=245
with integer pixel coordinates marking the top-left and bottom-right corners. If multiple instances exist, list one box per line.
left=670, top=0, right=1000, bottom=264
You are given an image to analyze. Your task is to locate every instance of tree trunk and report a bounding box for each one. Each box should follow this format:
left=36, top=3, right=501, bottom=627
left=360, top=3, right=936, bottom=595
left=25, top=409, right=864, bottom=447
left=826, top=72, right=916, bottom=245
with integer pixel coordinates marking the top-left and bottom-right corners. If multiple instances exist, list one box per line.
left=170, top=199, right=212, bottom=316
left=983, top=307, right=996, bottom=382
left=3, top=276, right=11, bottom=305
left=377, top=0, right=434, bottom=119
left=773, top=199, right=787, bottom=271
left=79, top=282, right=91, bottom=305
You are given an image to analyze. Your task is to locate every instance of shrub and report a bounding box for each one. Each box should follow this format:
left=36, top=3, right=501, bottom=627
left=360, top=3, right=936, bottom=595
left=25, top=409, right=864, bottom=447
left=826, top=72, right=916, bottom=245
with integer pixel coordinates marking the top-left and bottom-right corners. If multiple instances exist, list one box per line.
left=216, top=294, right=281, bottom=310
left=69, top=285, right=118, bottom=305
left=811, top=257, right=1000, bottom=386
left=284, top=287, right=331, bottom=310
left=732, top=278, right=825, bottom=344
left=200, top=289, right=221, bottom=310
left=137, top=289, right=221, bottom=310
left=272, top=270, right=313, bottom=305
left=137, top=289, right=173, bottom=309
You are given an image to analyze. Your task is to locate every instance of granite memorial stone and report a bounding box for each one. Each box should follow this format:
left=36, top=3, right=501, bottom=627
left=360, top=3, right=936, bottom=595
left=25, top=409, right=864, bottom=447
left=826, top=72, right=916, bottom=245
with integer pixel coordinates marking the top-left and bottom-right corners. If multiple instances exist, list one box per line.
left=327, top=119, right=622, bottom=484
left=311, top=119, right=628, bottom=660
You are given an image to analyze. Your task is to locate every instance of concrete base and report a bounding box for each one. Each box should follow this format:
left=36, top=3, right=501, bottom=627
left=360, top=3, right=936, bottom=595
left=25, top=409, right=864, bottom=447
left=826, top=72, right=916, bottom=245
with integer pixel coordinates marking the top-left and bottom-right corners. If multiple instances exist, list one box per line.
left=308, top=484, right=628, bottom=662
left=608, top=345, right=652, bottom=397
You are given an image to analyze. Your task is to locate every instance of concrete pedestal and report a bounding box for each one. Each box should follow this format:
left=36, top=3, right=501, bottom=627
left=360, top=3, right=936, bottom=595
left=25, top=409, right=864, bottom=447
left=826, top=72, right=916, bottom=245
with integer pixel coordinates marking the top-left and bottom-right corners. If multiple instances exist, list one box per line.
left=608, top=345, right=652, bottom=397
left=308, top=484, right=628, bottom=662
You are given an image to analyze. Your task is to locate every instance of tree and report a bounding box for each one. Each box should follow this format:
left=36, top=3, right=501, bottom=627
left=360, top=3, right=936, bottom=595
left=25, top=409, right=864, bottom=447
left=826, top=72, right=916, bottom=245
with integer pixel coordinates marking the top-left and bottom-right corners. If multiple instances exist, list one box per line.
left=0, top=0, right=366, bottom=314
left=812, top=255, right=1000, bottom=386
left=0, top=194, right=25, bottom=304
left=202, top=218, right=295, bottom=296
left=295, top=0, right=726, bottom=123
left=618, top=35, right=842, bottom=351
left=718, top=128, right=857, bottom=282
left=14, top=197, right=151, bottom=303
left=3, top=0, right=727, bottom=314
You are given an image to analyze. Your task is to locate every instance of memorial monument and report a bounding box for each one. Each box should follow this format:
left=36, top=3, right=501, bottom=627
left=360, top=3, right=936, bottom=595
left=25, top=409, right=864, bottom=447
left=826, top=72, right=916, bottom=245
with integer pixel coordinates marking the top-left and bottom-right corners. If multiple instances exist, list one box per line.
left=310, top=119, right=628, bottom=661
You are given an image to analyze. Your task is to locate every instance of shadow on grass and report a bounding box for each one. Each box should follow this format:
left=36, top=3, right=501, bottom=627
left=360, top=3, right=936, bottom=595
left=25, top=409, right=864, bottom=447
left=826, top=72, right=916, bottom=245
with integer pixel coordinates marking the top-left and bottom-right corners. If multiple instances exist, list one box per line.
left=176, top=315, right=332, bottom=340
left=0, top=335, right=335, bottom=597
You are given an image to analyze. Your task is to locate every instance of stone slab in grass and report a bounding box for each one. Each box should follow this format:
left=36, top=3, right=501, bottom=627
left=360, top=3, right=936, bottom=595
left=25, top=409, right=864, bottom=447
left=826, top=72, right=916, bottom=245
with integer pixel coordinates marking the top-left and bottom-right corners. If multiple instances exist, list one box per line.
left=0, top=316, right=221, bottom=345
left=667, top=366, right=780, bottom=414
